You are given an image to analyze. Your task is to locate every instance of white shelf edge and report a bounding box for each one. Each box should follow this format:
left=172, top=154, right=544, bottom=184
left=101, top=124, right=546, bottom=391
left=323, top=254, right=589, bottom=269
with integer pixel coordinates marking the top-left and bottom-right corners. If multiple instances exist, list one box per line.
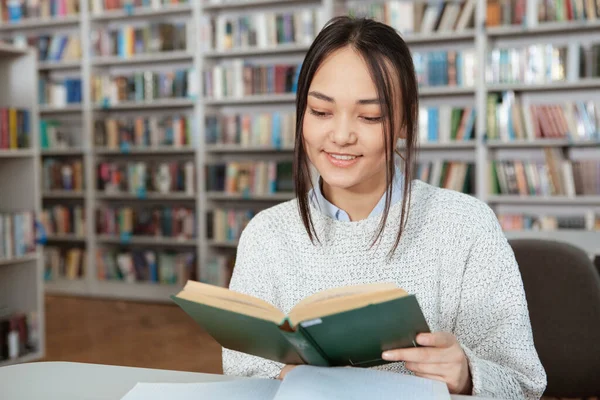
left=205, top=144, right=294, bottom=153
left=202, top=0, right=317, bottom=11
left=39, top=105, right=83, bottom=114
left=38, top=60, right=81, bottom=70
left=204, top=44, right=311, bottom=58
left=487, top=78, right=600, bottom=92
left=0, top=253, right=39, bottom=267
left=45, top=279, right=89, bottom=296
left=0, top=149, right=35, bottom=158
left=404, top=30, right=475, bottom=44
left=42, top=191, right=85, bottom=199
left=0, top=351, right=43, bottom=367
left=0, top=15, right=79, bottom=31
left=92, top=280, right=181, bottom=302
left=41, top=148, right=85, bottom=156
left=0, top=42, right=27, bottom=56
left=487, top=20, right=600, bottom=38
left=90, top=4, right=193, bottom=21
left=207, top=240, right=238, bottom=248
left=487, top=195, right=600, bottom=204
left=44, top=234, right=86, bottom=242
left=206, top=191, right=295, bottom=201
left=96, top=235, right=197, bottom=247
left=95, top=147, right=195, bottom=155
left=96, top=193, right=196, bottom=201
left=487, top=139, right=600, bottom=148
left=94, top=99, right=195, bottom=110
left=204, top=93, right=296, bottom=105
left=92, top=51, right=193, bottom=66
left=419, top=86, right=476, bottom=96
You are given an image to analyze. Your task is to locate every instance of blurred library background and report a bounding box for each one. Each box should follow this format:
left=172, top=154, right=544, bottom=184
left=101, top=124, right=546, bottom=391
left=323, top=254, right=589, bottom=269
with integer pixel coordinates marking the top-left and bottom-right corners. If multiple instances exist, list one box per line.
left=0, top=0, right=599, bottom=393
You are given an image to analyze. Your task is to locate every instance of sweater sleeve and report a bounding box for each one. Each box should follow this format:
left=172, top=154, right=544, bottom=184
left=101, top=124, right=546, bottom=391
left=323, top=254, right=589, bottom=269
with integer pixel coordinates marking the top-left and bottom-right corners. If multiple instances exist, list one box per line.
left=221, top=216, right=285, bottom=379
left=454, top=210, right=547, bottom=399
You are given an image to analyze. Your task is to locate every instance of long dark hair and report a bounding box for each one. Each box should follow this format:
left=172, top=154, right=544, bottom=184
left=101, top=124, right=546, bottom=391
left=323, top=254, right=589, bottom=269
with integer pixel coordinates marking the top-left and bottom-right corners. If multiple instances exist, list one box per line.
left=293, top=16, right=418, bottom=256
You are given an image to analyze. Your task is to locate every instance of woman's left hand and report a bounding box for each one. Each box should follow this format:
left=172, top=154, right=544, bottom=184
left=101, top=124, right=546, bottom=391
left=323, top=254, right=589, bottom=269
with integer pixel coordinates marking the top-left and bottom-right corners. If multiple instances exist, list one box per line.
left=381, top=332, right=472, bottom=394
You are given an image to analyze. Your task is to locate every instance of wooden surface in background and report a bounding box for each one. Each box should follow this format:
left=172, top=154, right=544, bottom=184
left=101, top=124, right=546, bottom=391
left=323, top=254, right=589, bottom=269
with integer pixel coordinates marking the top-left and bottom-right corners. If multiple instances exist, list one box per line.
left=43, top=295, right=223, bottom=374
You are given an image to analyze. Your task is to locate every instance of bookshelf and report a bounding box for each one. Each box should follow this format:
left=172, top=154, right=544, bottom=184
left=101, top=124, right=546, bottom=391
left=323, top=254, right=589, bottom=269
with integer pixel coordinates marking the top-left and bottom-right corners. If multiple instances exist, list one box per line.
left=0, top=43, right=44, bottom=366
left=0, top=0, right=596, bottom=301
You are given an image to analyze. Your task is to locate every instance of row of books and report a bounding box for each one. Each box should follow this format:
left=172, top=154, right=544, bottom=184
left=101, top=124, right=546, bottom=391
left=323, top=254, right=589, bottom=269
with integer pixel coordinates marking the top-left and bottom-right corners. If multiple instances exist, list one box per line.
left=39, top=78, right=82, bottom=106
left=40, top=205, right=85, bottom=236
left=203, top=9, right=321, bottom=51
left=486, top=44, right=600, bottom=85
left=0, top=212, right=36, bottom=260
left=97, top=161, right=195, bottom=195
left=415, top=161, right=474, bottom=194
left=0, top=108, right=31, bottom=150
left=413, top=50, right=477, bottom=88
left=43, top=246, right=85, bottom=280
left=0, top=0, right=78, bottom=23
left=487, top=93, right=599, bottom=141
left=203, top=61, right=300, bottom=99
left=490, top=156, right=600, bottom=196
left=207, top=208, right=254, bottom=243
left=498, top=213, right=600, bottom=231
left=42, top=158, right=83, bottom=191
left=30, top=34, right=81, bottom=63
left=96, top=206, right=196, bottom=239
left=96, top=248, right=195, bottom=285
left=202, top=255, right=234, bottom=288
left=486, top=0, right=526, bottom=26
left=92, top=22, right=191, bottom=58
left=91, top=70, right=194, bottom=105
left=40, top=119, right=75, bottom=149
left=90, top=0, right=188, bottom=14
left=536, top=0, right=600, bottom=23
left=418, top=106, right=476, bottom=143
left=205, top=111, right=296, bottom=148
left=346, top=0, right=475, bottom=35
left=206, top=161, right=293, bottom=195
left=95, top=115, right=194, bottom=150
left=0, top=311, right=38, bottom=363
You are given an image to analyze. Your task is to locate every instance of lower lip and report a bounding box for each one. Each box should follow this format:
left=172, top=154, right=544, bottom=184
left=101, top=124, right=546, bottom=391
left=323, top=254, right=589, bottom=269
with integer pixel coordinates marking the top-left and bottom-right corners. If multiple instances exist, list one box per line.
left=325, top=152, right=361, bottom=168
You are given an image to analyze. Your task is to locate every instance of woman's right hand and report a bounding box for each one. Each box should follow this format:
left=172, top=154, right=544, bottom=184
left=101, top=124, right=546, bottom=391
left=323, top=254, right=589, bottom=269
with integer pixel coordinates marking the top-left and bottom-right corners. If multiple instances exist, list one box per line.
left=278, top=365, right=297, bottom=380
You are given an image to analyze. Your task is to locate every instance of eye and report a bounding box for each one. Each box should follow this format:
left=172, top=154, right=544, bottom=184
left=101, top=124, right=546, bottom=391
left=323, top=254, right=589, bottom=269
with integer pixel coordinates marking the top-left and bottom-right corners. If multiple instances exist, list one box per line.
left=361, top=116, right=383, bottom=123
left=309, top=108, right=331, bottom=118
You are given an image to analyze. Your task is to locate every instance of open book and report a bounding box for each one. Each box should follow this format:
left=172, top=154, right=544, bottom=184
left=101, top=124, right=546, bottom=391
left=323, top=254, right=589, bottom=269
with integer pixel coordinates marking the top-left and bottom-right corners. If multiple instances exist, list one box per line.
left=171, top=281, right=430, bottom=367
left=120, top=366, right=451, bottom=400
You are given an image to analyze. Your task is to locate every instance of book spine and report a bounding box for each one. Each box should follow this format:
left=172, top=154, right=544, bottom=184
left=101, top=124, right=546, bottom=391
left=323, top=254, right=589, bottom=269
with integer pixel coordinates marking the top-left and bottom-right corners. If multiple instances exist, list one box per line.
left=279, top=327, right=329, bottom=367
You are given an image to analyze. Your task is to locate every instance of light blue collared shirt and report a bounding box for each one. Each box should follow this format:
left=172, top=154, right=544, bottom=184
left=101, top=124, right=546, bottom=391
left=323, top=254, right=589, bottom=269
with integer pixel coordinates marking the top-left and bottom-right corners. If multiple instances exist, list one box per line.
left=309, top=158, right=404, bottom=222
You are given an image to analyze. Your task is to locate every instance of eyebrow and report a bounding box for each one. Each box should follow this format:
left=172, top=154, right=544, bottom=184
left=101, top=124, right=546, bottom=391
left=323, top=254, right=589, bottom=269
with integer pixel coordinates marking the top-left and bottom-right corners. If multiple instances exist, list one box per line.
left=308, top=91, right=380, bottom=105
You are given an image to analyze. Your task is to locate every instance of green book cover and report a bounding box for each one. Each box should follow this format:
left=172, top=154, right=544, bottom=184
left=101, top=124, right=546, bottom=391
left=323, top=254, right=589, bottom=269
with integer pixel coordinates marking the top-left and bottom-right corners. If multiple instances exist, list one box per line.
left=171, top=282, right=430, bottom=368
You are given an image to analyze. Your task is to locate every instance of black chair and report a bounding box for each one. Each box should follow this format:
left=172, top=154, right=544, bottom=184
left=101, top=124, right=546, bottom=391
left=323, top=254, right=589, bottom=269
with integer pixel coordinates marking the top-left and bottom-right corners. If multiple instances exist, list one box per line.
left=509, top=239, right=600, bottom=397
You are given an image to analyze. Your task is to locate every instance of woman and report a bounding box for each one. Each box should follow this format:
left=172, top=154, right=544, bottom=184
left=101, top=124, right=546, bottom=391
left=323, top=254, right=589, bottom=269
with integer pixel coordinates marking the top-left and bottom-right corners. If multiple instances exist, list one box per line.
left=222, top=16, right=546, bottom=399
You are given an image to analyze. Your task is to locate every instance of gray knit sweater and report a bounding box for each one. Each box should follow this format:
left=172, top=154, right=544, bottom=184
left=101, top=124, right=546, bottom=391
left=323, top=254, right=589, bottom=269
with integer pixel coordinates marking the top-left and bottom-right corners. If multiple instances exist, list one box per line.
left=222, top=180, right=547, bottom=399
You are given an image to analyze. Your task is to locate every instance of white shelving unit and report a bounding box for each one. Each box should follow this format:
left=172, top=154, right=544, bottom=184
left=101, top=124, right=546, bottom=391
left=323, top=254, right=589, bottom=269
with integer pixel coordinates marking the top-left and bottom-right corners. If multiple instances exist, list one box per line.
left=0, top=0, right=596, bottom=302
left=0, top=44, right=44, bottom=365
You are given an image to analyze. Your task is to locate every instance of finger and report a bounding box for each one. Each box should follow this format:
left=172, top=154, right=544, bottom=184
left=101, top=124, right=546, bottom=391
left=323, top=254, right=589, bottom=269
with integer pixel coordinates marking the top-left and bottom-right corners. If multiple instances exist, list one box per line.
left=405, top=361, right=453, bottom=376
left=382, top=347, right=449, bottom=363
left=416, top=332, right=456, bottom=348
left=413, top=372, right=447, bottom=383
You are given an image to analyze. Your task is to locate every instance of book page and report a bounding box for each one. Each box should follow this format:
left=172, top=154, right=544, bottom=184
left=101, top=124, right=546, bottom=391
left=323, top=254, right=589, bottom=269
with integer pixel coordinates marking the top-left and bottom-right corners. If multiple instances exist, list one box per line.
left=292, top=282, right=399, bottom=309
left=120, top=380, right=281, bottom=400
left=274, top=366, right=451, bottom=400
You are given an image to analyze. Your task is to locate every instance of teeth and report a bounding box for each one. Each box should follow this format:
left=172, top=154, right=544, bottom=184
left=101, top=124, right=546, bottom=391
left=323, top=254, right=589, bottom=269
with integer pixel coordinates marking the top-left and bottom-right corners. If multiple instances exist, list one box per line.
left=330, top=154, right=357, bottom=161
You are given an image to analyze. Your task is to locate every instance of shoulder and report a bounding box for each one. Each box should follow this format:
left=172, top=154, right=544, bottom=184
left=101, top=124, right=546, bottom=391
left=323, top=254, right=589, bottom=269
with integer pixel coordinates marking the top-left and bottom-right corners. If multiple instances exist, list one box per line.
left=240, top=199, right=301, bottom=243
left=410, top=180, right=500, bottom=235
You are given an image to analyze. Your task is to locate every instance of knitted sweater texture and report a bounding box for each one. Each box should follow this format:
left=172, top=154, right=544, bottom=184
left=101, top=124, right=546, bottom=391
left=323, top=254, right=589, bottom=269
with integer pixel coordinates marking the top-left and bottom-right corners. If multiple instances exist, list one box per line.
left=222, top=180, right=547, bottom=399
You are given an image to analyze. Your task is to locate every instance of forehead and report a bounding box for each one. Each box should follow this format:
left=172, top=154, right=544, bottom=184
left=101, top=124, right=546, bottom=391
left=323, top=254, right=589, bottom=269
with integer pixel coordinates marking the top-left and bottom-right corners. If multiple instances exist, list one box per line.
left=309, top=46, right=378, bottom=98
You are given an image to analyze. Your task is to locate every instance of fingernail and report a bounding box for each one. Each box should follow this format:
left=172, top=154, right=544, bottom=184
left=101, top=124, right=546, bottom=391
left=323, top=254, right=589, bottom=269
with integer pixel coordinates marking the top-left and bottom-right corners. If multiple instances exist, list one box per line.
left=382, top=352, right=392, bottom=360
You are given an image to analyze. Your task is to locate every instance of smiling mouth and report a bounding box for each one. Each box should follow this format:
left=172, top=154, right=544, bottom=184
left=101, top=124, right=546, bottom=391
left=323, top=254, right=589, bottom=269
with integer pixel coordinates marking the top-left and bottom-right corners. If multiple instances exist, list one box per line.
left=326, top=152, right=362, bottom=160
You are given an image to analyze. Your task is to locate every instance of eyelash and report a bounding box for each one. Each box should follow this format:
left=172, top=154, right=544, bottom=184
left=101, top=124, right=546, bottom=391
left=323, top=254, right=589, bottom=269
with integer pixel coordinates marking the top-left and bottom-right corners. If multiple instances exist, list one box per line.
left=308, top=108, right=383, bottom=123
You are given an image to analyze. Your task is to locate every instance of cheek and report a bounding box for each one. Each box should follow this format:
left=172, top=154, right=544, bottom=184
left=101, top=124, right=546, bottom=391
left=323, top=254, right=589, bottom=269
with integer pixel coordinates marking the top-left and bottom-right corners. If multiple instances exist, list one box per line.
left=302, top=116, right=325, bottom=151
left=360, top=125, right=387, bottom=157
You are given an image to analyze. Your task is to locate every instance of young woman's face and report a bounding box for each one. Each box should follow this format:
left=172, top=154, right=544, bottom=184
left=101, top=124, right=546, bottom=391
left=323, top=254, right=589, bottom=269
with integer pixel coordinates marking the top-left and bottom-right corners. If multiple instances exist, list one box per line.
left=303, top=46, right=389, bottom=192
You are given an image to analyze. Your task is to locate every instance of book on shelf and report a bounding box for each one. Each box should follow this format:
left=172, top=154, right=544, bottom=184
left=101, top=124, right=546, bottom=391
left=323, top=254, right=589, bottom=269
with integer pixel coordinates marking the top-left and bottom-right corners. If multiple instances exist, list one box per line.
left=205, top=111, right=295, bottom=148
left=40, top=205, right=86, bottom=236
left=96, top=248, right=195, bottom=285
left=415, top=161, right=474, bottom=194
left=95, top=115, right=195, bottom=150
left=96, top=160, right=195, bottom=196
left=43, top=246, right=85, bottom=281
left=489, top=154, right=600, bottom=196
left=28, top=34, right=81, bottom=63
left=202, top=255, right=234, bottom=288
left=498, top=212, right=599, bottom=231
left=413, top=49, right=476, bottom=88
left=90, top=0, right=189, bottom=14
left=0, top=211, right=35, bottom=261
left=346, top=0, right=476, bottom=35
left=487, top=93, right=599, bottom=142
left=39, top=77, right=82, bottom=106
left=91, top=69, right=196, bottom=105
left=201, top=8, right=322, bottom=52
left=203, top=60, right=301, bottom=99
left=207, top=208, right=254, bottom=244
left=535, top=0, right=600, bottom=24
left=92, top=21, right=191, bottom=58
left=40, top=119, right=76, bottom=150
left=486, top=0, right=526, bottom=27
left=0, top=0, right=79, bottom=23
left=0, top=310, right=38, bottom=363
left=42, top=158, right=84, bottom=192
left=418, top=106, right=475, bottom=143
left=0, top=108, right=31, bottom=150
left=172, top=281, right=430, bottom=367
left=487, top=43, right=600, bottom=85
left=96, top=205, right=196, bottom=240
left=206, top=161, right=293, bottom=196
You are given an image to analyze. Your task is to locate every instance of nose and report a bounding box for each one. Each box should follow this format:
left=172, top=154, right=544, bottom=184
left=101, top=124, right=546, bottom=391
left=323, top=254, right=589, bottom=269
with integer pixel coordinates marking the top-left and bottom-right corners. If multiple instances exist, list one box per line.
left=330, top=115, right=357, bottom=146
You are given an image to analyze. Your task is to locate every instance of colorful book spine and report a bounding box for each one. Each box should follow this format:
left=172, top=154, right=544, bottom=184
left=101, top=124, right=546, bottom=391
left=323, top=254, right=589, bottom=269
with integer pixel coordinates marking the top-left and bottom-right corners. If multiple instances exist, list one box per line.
left=40, top=205, right=85, bottom=236
left=413, top=49, right=477, bottom=88
left=414, top=161, right=474, bottom=194
left=96, top=206, right=196, bottom=239
left=418, top=106, right=475, bottom=143
left=0, top=108, right=30, bottom=150
left=43, top=246, right=86, bottom=281
left=42, top=158, right=84, bottom=191
left=206, top=161, right=293, bottom=195
left=205, top=111, right=295, bottom=147
left=0, top=211, right=36, bottom=260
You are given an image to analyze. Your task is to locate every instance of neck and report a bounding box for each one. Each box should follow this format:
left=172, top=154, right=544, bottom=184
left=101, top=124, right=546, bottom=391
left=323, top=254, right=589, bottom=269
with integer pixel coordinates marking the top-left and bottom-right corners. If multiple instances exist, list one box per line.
left=321, top=169, right=388, bottom=221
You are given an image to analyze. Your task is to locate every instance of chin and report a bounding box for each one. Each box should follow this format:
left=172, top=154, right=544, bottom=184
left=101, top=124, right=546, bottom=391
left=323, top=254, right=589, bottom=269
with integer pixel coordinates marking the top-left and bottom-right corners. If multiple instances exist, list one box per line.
left=318, top=169, right=361, bottom=190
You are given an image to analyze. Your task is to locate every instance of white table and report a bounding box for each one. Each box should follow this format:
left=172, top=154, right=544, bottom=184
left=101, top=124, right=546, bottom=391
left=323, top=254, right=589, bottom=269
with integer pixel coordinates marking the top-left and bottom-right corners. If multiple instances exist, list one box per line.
left=0, top=362, right=487, bottom=400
